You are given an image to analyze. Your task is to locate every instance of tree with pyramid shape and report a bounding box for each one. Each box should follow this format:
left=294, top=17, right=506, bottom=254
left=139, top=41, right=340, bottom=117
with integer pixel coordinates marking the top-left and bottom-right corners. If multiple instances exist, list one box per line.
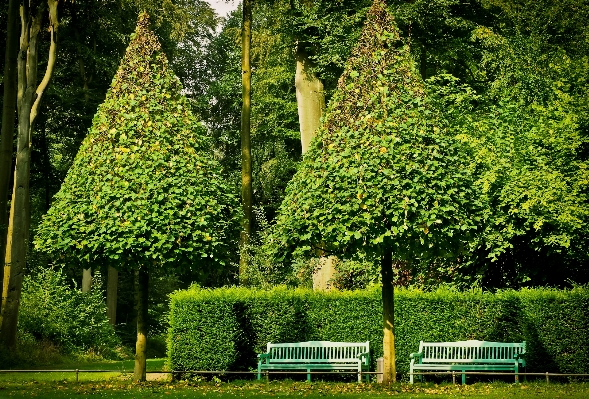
left=269, top=0, right=482, bottom=383
left=35, top=12, right=241, bottom=381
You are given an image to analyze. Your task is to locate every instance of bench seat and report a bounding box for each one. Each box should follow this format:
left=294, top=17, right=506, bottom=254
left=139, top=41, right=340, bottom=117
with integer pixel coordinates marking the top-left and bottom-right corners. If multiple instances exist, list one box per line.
left=410, top=340, right=526, bottom=384
left=257, top=341, right=370, bottom=382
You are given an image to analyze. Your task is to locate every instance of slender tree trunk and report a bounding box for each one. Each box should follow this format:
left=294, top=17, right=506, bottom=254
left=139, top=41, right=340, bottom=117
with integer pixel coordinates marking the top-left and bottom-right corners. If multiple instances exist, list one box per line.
left=37, top=115, right=51, bottom=211
left=134, top=266, right=148, bottom=382
left=238, top=0, right=253, bottom=281
left=1, top=0, right=59, bottom=348
left=419, top=44, right=427, bottom=80
left=381, top=250, right=396, bottom=383
left=82, top=268, right=92, bottom=292
left=72, top=10, right=91, bottom=103
left=0, top=0, right=20, bottom=298
left=106, top=266, right=118, bottom=325
left=294, top=47, right=324, bottom=154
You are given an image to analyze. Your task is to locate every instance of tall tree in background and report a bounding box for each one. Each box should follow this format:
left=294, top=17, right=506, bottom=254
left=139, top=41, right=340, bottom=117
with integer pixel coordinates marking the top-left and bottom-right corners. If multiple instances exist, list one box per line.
left=269, top=0, right=481, bottom=382
left=1, top=0, right=60, bottom=349
left=239, top=0, right=254, bottom=278
left=0, top=0, right=20, bottom=294
left=34, top=13, right=240, bottom=380
left=295, top=49, right=324, bottom=154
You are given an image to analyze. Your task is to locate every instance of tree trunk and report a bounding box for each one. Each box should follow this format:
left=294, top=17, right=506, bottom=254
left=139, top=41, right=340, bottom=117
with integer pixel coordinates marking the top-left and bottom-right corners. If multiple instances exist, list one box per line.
left=381, top=250, right=396, bottom=383
left=38, top=114, right=51, bottom=211
left=82, top=268, right=92, bottom=292
left=295, top=47, right=325, bottom=154
left=134, top=266, right=148, bottom=382
left=1, top=0, right=59, bottom=348
left=0, top=0, right=20, bottom=300
left=419, top=44, right=427, bottom=80
left=106, top=266, right=118, bottom=325
left=238, top=0, right=253, bottom=281
left=295, top=40, right=327, bottom=289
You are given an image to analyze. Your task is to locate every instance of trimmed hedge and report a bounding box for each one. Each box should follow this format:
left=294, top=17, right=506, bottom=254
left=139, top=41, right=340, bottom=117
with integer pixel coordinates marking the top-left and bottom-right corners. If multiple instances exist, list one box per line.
left=167, top=286, right=589, bottom=376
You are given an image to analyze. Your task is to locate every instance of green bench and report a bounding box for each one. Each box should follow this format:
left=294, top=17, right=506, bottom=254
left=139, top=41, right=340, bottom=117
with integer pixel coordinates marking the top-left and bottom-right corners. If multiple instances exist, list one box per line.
left=410, top=340, right=526, bottom=384
left=257, top=341, right=370, bottom=382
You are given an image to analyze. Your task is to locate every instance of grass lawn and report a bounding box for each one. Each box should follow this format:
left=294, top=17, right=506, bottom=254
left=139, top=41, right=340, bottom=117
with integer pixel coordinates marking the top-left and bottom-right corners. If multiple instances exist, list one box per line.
left=0, top=358, right=167, bottom=383
left=1, top=378, right=588, bottom=398
left=1, top=360, right=588, bottom=398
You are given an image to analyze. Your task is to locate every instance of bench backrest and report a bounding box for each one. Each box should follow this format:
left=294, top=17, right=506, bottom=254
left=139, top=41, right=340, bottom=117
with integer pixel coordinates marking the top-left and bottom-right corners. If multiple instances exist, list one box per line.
left=418, top=340, right=526, bottom=364
left=266, top=341, right=369, bottom=364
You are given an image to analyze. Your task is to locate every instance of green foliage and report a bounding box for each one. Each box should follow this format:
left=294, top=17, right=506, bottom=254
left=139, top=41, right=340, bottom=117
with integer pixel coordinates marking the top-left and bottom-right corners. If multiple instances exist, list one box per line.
left=18, top=268, right=120, bottom=357
left=34, top=13, right=241, bottom=277
left=168, top=286, right=589, bottom=376
left=195, top=5, right=300, bottom=224
left=269, top=1, right=480, bottom=265
left=428, top=66, right=589, bottom=287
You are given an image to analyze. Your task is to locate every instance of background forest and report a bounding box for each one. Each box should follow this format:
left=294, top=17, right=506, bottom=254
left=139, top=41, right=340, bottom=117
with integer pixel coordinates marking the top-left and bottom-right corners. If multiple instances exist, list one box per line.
left=0, top=0, right=588, bottom=367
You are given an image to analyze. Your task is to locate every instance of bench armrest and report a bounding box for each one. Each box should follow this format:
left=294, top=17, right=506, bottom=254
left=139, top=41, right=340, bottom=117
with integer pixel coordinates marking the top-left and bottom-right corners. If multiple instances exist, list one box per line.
left=357, top=351, right=370, bottom=364
left=514, top=352, right=526, bottom=368
left=409, top=351, right=423, bottom=360
left=258, top=353, right=270, bottom=362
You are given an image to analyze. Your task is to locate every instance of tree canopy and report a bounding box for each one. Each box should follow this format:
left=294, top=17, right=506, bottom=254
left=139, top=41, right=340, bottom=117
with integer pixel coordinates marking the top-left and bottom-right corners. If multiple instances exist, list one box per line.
left=34, top=12, right=241, bottom=278
left=269, top=1, right=481, bottom=265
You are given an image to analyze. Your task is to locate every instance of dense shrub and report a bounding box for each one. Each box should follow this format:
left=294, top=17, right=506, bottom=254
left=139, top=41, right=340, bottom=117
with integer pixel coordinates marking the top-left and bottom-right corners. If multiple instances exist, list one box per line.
left=19, top=268, right=120, bottom=357
left=168, top=286, right=589, bottom=377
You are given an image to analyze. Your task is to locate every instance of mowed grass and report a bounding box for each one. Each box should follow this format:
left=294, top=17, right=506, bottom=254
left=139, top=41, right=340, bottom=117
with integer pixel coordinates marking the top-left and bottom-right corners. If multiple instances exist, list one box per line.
left=1, top=378, right=589, bottom=398
left=1, top=361, right=588, bottom=398
left=0, top=358, right=167, bottom=383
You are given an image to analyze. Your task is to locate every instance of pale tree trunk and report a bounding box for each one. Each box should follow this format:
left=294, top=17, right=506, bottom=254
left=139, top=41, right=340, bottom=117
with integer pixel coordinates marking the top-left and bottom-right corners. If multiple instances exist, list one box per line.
left=0, top=0, right=60, bottom=349
left=381, top=250, right=396, bottom=383
left=238, top=0, right=253, bottom=282
left=106, top=266, right=118, bottom=325
left=295, top=48, right=330, bottom=289
left=134, top=266, right=148, bottom=382
left=0, top=0, right=20, bottom=296
left=312, top=256, right=336, bottom=290
left=295, top=44, right=329, bottom=289
left=82, top=268, right=92, bottom=292
left=295, top=47, right=324, bottom=155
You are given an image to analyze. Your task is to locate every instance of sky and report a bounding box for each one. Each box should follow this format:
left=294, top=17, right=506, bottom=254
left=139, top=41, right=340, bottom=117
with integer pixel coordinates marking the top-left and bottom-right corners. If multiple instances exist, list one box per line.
left=206, top=0, right=239, bottom=17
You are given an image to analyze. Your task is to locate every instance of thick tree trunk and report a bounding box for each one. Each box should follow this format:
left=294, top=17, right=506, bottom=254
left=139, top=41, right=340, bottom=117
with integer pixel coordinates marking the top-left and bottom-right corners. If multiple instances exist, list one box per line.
left=82, top=268, right=92, bottom=292
left=0, top=0, right=20, bottom=291
left=134, top=266, right=148, bottom=382
left=381, top=250, right=396, bottom=383
left=1, top=0, right=59, bottom=348
left=295, top=47, right=329, bottom=289
left=294, top=47, right=324, bottom=154
left=106, top=266, right=118, bottom=325
left=238, top=0, right=253, bottom=281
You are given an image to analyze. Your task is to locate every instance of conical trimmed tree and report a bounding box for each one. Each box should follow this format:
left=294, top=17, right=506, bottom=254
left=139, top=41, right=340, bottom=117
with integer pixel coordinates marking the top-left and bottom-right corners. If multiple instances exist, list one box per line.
left=269, top=0, right=481, bottom=383
left=35, top=13, right=241, bottom=381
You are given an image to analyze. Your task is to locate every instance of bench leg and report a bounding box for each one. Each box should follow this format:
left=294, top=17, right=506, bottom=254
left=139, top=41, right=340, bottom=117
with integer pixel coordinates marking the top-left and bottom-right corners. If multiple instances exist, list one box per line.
left=462, top=370, right=466, bottom=385
left=410, top=368, right=414, bottom=384
left=307, top=368, right=311, bottom=382
left=515, top=363, right=519, bottom=383
left=257, top=364, right=261, bottom=380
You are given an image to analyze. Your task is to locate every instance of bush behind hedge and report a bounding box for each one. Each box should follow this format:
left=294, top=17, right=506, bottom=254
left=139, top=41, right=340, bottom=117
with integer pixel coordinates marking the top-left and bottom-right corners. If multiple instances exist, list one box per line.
left=167, top=286, right=589, bottom=376
left=19, top=268, right=120, bottom=357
